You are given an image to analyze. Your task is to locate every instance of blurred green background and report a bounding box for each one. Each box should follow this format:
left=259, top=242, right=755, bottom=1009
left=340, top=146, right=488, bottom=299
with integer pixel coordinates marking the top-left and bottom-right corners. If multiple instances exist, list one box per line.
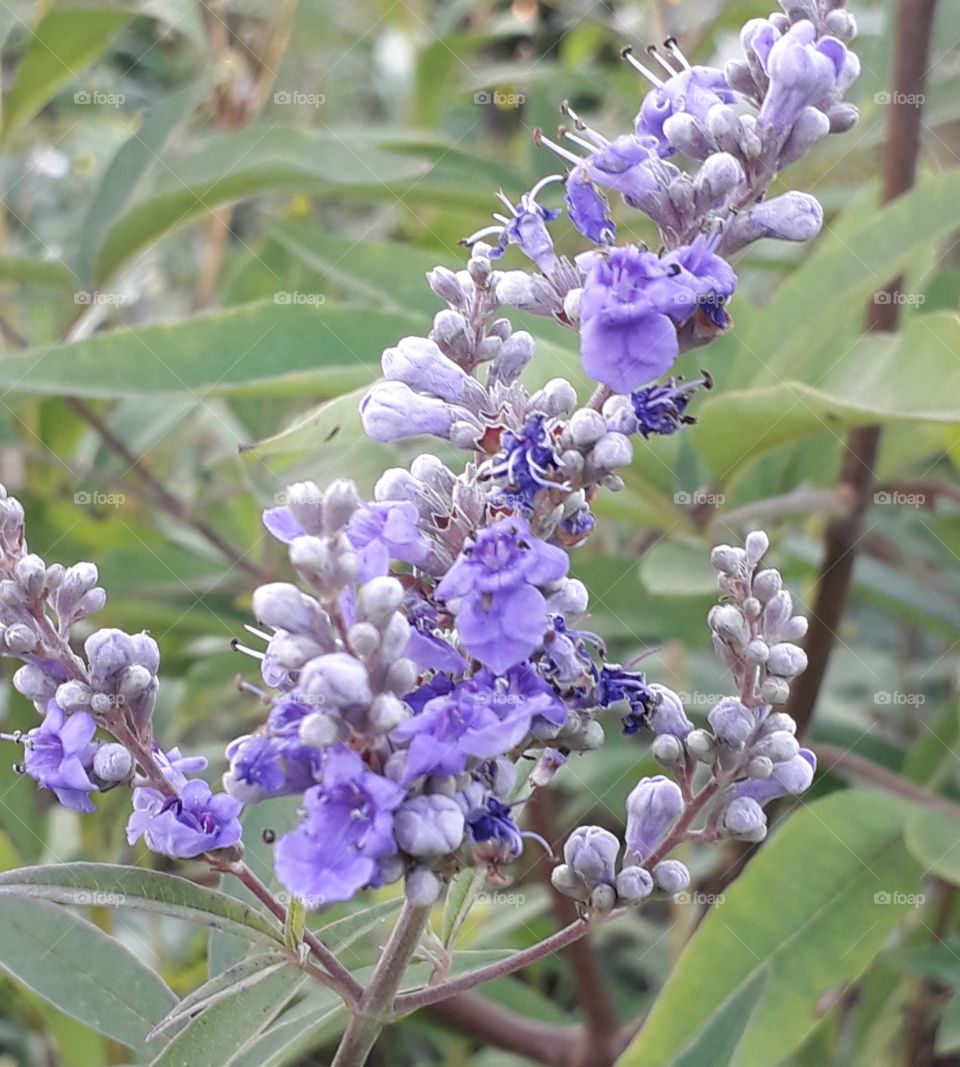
left=0, top=0, right=959, bottom=1064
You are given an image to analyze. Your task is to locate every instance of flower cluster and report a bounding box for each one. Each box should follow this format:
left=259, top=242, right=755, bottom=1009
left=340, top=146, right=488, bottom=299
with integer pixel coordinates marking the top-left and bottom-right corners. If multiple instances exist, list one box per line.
left=0, top=0, right=854, bottom=919
left=551, top=531, right=815, bottom=911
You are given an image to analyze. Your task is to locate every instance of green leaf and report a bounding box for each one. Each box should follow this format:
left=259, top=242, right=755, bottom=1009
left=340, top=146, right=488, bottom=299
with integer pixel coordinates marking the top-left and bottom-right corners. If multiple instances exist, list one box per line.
left=267, top=219, right=453, bottom=319
left=694, top=313, right=960, bottom=478
left=148, top=965, right=305, bottom=1067
left=1, top=9, right=131, bottom=144
left=0, top=300, right=412, bottom=400
left=0, top=256, right=76, bottom=289
left=0, top=863, right=283, bottom=942
left=0, top=897, right=176, bottom=1050
left=93, top=126, right=429, bottom=283
left=904, top=808, right=960, bottom=885
left=147, top=953, right=289, bottom=1040
left=639, top=539, right=718, bottom=597
left=672, top=969, right=770, bottom=1067
left=315, top=896, right=403, bottom=954
left=441, top=867, right=487, bottom=949
left=617, top=790, right=923, bottom=1067
left=76, top=80, right=203, bottom=288
left=283, top=896, right=306, bottom=952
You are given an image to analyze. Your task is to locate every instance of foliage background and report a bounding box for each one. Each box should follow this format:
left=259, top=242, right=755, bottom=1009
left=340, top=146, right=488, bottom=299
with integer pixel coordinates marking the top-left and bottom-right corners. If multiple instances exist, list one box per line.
left=0, top=0, right=959, bottom=1064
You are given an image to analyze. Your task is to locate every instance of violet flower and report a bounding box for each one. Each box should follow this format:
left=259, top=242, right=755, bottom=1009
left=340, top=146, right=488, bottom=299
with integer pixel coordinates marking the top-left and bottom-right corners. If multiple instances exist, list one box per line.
left=23, top=702, right=99, bottom=812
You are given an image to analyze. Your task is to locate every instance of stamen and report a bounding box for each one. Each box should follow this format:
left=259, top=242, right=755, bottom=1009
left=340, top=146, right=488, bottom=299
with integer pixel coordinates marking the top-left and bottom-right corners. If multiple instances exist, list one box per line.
left=620, top=46, right=664, bottom=87
left=559, top=99, right=587, bottom=129
left=527, top=173, right=565, bottom=200
left=0, top=731, right=23, bottom=743
left=645, top=44, right=678, bottom=76
left=533, top=128, right=585, bottom=167
left=495, top=188, right=515, bottom=214
left=230, top=638, right=265, bottom=661
left=461, top=224, right=505, bottom=246
left=243, top=624, right=272, bottom=642
left=664, top=37, right=692, bottom=69
left=559, top=102, right=609, bottom=148
left=561, top=128, right=598, bottom=155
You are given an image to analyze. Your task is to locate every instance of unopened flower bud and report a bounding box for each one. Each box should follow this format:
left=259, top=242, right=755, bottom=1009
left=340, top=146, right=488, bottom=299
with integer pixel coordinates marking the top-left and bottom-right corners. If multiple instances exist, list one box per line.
left=781, top=616, right=808, bottom=641
left=708, top=698, right=756, bottom=746
left=5, top=623, right=37, bottom=654
left=348, top=622, right=380, bottom=658
left=299, top=711, right=342, bottom=748
left=745, top=638, right=769, bottom=665
left=653, top=859, right=690, bottom=894
left=746, top=755, right=774, bottom=779
left=93, top=743, right=134, bottom=783
left=760, top=676, right=791, bottom=705
left=652, top=734, right=684, bottom=766
left=766, top=642, right=807, bottom=678
left=568, top=409, right=606, bottom=448
left=15, top=555, right=46, bottom=599
left=13, top=665, right=57, bottom=704
left=564, top=825, right=620, bottom=887
left=356, top=576, right=404, bottom=627
left=396, top=795, right=465, bottom=856
left=720, top=797, right=767, bottom=842
left=322, top=480, right=362, bottom=533
left=686, top=729, right=716, bottom=763
left=492, top=331, right=535, bottom=384
left=405, top=867, right=441, bottom=907
left=299, top=653, right=372, bottom=709
left=550, top=863, right=587, bottom=900
left=710, top=545, right=744, bottom=576
left=756, top=731, right=800, bottom=764
left=590, top=884, right=617, bottom=913
left=369, top=692, right=407, bottom=734
left=744, top=531, right=769, bottom=568
left=384, top=658, right=418, bottom=696
left=752, top=569, right=782, bottom=603
left=590, top=432, right=633, bottom=470
left=56, top=680, right=93, bottom=711
left=709, top=605, right=749, bottom=647
left=625, top=777, right=683, bottom=862
left=616, top=865, right=654, bottom=904
left=649, top=684, right=693, bottom=738
left=427, top=266, right=464, bottom=305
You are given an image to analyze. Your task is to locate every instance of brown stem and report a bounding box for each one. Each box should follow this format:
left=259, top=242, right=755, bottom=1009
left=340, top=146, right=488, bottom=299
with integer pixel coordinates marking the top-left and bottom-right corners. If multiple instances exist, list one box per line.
left=525, top=790, right=620, bottom=1058
left=222, top=861, right=363, bottom=1004
left=63, top=398, right=268, bottom=584
left=787, top=0, right=938, bottom=738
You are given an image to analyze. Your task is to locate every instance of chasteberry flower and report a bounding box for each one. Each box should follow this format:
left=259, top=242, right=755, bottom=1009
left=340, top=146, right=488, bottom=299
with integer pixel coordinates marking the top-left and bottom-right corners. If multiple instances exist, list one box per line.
left=126, top=778, right=242, bottom=858
left=23, top=701, right=99, bottom=812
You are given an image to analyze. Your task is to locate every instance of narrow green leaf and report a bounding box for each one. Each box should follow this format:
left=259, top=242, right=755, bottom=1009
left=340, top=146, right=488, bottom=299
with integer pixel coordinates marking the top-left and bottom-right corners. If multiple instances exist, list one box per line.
left=0, top=897, right=175, bottom=1050
left=93, top=126, right=429, bottom=283
left=672, top=969, right=769, bottom=1067
left=694, top=313, right=960, bottom=478
left=0, top=301, right=412, bottom=400
left=1, top=9, right=131, bottom=144
left=148, top=966, right=305, bottom=1067
left=0, top=256, right=76, bottom=289
left=0, top=863, right=282, bottom=942
left=76, top=80, right=203, bottom=287
left=147, top=954, right=289, bottom=1040
left=617, top=790, right=923, bottom=1067
left=441, top=867, right=487, bottom=949
left=283, top=896, right=306, bottom=953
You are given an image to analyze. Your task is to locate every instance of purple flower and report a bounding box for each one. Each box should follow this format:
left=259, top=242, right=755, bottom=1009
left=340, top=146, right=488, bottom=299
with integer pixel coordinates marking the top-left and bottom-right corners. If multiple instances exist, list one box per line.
left=360, top=382, right=456, bottom=443
left=394, top=794, right=465, bottom=856
left=391, top=664, right=566, bottom=784
left=346, top=500, right=431, bottom=582
left=634, top=64, right=735, bottom=156
left=564, top=825, right=620, bottom=887
left=466, top=796, right=525, bottom=861
left=274, top=745, right=404, bottom=906
left=565, top=172, right=616, bottom=244
left=597, top=664, right=658, bottom=735
left=126, top=779, right=242, bottom=858
left=628, top=375, right=710, bottom=437
left=435, top=517, right=568, bottom=673
left=404, top=598, right=467, bottom=675
left=662, top=233, right=737, bottom=329
left=481, top=416, right=565, bottom=513
left=262, top=506, right=306, bottom=544
left=224, top=733, right=319, bottom=802
left=578, top=246, right=683, bottom=393
left=23, top=702, right=98, bottom=812
left=758, top=21, right=859, bottom=133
